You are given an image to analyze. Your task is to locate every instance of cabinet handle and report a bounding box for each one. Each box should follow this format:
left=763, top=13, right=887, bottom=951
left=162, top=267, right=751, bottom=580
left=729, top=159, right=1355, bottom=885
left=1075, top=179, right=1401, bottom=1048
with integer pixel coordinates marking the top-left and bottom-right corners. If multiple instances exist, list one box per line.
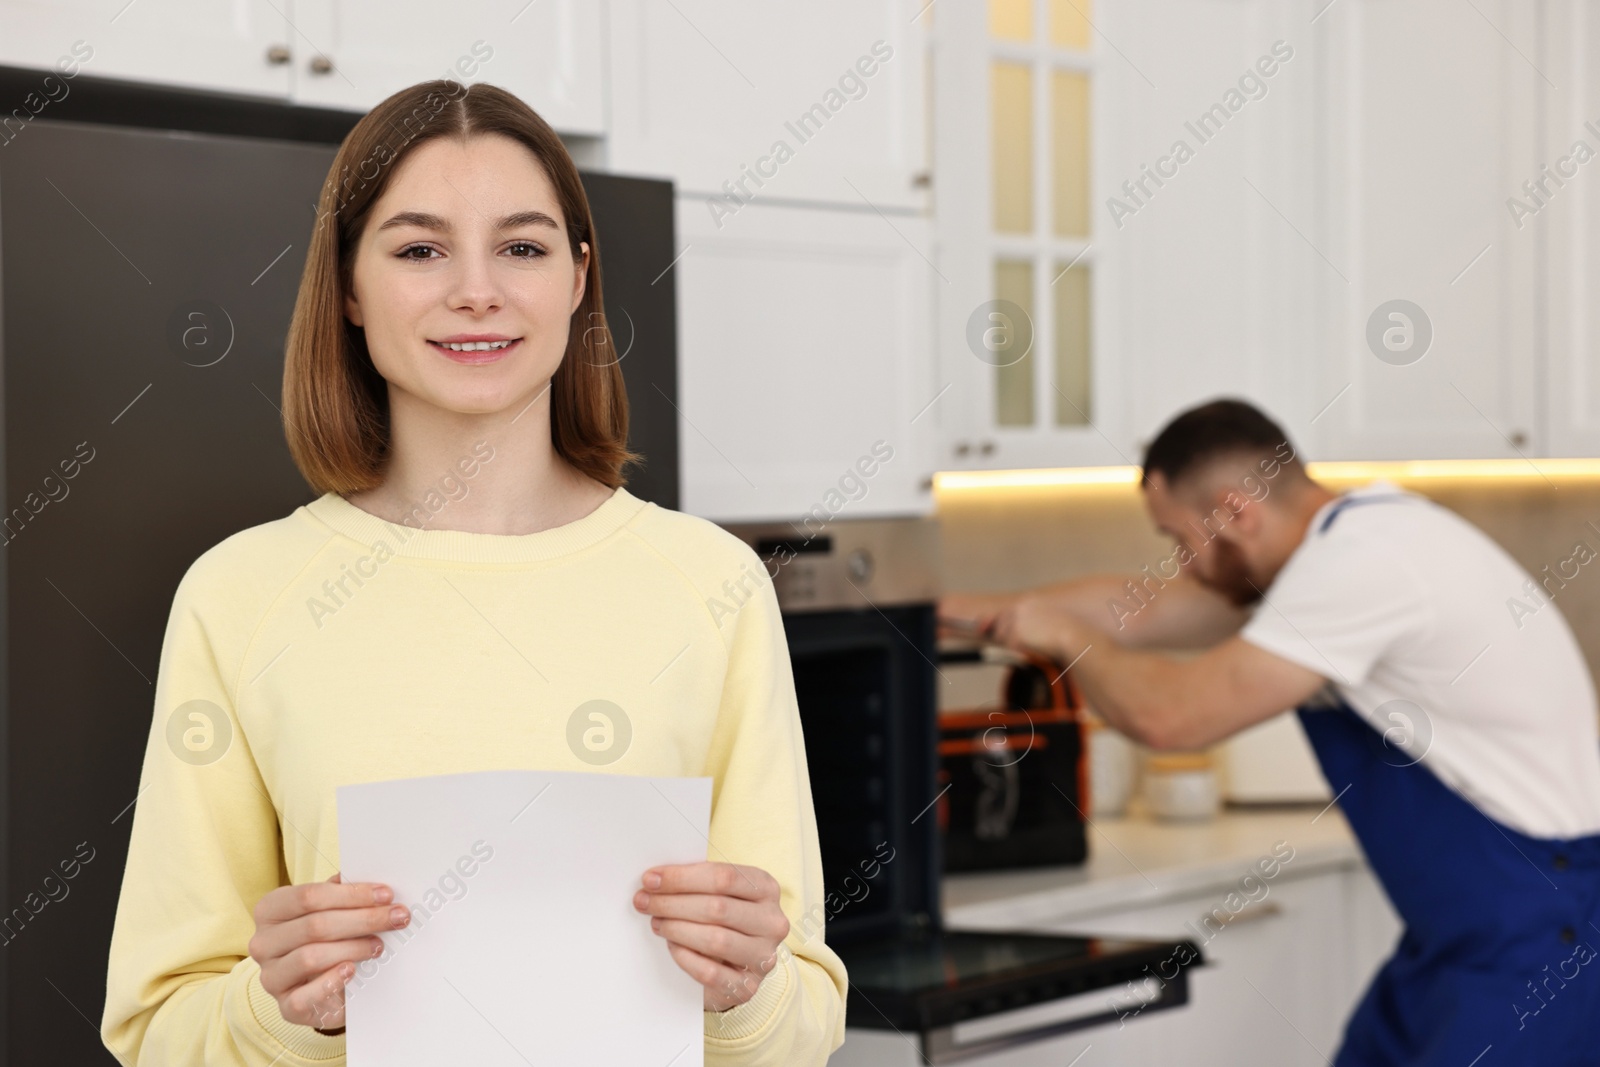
left=978, top=439, right=996, bottom=456
left=265, top=45, right=291, bottom=65
left=954, top=441, right=971, bottom=457
left=1510, top=429, right=1528, bottom=448
left=309, top=54, right=334, bottom=75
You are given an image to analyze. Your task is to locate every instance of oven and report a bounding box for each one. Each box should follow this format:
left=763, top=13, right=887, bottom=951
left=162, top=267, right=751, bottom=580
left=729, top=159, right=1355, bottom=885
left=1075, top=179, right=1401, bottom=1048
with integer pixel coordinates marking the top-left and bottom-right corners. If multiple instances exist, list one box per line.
left=719, top=516, right=1202, bottom=1064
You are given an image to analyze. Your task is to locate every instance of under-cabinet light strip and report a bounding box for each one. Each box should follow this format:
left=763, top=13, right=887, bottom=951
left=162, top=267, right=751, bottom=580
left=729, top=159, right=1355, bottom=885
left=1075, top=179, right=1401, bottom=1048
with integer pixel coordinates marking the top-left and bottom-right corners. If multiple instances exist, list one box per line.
left=933, top=459, right=1600, bottom=492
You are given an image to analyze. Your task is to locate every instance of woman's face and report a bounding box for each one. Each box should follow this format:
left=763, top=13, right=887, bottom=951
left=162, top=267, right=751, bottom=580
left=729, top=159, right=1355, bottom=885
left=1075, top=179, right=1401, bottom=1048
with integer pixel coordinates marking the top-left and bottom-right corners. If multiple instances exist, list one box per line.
left=343, top=132, right=589, bottom=418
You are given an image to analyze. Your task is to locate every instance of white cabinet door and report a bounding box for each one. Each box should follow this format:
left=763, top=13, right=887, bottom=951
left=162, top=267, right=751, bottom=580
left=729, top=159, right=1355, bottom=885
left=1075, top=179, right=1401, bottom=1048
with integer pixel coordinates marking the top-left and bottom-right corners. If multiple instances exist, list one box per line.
left=607, top=0, right=927, bottom=211
left=1039, top=875, right=1347, bottom=1067
left=1093, top=0, right=1316, bottom=462
left=674, top=198, right=938, bottom=523
left=288, top=0, right=602, bottom=134
left=1543, top=0, right=1600, bottom=455
left=0, top=0, right=292, bottom=98
left=929, top=0, right=1113, bottom=473
left=1306, top=0, right=1541, bottom=460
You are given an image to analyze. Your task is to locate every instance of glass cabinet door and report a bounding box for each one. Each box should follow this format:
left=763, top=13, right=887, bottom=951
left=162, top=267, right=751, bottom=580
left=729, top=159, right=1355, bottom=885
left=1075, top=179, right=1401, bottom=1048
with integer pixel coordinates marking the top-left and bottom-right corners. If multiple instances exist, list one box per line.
left=934, top=0, right=1109, bottom=469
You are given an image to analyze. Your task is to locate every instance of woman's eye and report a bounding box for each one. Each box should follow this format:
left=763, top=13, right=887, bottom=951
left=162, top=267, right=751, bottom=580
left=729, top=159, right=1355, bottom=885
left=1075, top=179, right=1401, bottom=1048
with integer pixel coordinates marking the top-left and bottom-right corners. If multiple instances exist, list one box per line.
left=397, top=244, right=440, bottom=261
left=506, top=241, right=547, bottom=259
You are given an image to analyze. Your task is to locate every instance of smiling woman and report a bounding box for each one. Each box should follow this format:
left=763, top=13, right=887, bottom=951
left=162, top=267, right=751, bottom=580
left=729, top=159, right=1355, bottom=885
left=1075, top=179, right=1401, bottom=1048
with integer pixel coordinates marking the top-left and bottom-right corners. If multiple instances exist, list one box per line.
left=101, top=81, right=847, bottom=1067
left=281, top=83, right=631, bottom=500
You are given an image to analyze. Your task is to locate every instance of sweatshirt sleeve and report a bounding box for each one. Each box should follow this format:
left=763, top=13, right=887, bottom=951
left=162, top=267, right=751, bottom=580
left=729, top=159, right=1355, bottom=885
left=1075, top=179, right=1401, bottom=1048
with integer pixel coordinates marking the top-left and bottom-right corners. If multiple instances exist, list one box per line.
left=101, top=552, right=349, bottom=1066
left=697, top=545, right=849, bottom=1065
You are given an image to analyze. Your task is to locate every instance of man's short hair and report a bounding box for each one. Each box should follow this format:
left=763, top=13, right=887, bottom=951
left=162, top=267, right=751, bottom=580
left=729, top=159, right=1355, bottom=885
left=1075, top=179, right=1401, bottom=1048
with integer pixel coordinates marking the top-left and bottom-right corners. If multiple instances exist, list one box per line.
left=1140, top=398, right=1302, bottom=489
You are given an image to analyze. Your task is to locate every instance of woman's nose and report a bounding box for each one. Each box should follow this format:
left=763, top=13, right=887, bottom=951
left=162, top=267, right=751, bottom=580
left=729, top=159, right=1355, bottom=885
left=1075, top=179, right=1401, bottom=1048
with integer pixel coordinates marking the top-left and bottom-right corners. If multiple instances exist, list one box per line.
left=446, top=253, right=506, bottom=313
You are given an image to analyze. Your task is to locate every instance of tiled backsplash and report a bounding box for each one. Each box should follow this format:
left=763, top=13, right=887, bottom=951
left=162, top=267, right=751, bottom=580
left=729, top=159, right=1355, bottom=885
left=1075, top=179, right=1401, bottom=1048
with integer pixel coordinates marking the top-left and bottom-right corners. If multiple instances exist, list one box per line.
left=935, top=478, right=1600, bottom=683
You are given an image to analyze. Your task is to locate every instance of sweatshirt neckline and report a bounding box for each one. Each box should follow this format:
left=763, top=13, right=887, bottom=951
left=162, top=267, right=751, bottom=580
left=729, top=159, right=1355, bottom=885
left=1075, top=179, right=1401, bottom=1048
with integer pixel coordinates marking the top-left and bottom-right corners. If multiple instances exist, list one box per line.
left=303, top=486, right=650, bottom=563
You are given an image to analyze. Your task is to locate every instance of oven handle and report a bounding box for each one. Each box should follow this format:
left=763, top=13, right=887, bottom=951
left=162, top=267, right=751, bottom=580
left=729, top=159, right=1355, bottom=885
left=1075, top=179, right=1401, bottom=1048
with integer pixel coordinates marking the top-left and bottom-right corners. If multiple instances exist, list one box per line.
left=922, top=969, right=1194, bottom=1064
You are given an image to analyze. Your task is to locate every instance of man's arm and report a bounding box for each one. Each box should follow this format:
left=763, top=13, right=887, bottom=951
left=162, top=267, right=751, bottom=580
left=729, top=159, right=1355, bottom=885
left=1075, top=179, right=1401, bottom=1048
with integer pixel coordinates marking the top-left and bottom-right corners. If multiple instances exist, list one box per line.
left=990, top=599, right=1328, bottom=750
left=941, top=571, right=1251, bottom=651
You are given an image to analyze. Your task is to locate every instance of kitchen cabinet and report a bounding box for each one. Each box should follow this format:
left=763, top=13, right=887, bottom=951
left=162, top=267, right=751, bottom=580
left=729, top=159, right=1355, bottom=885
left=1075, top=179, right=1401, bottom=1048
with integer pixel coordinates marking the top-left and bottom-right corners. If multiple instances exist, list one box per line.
left=0, top=0, right=603, bottom=135
left=932, top=0, right=1120, bottom=471
left=606, top=0, right=928, bottom=211
left=0, top=0, right=293, bottom=99
left=934, top=0, right=1561, bottom=471
left=287, top=0, right=602, bottom=134
left=1089, top=0, right=1315, bottom=466
left=1305, top=0, right=1541, bottom=461
left=673, top=197, right=938, bottom=523
left=933, top=0, right=1316, bottom=472
left=934, top=0, right=1324, bottom=471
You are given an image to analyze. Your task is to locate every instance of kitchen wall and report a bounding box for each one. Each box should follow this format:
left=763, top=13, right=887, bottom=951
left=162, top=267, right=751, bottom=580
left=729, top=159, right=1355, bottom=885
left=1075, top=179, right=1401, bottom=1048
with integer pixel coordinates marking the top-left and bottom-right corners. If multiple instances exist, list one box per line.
left=936, top=476, right=1600, bottom=683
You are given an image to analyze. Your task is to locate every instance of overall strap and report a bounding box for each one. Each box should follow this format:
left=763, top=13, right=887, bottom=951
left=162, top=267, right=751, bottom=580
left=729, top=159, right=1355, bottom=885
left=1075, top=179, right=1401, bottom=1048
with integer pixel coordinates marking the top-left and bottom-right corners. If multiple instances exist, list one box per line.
left=1316, top=492, right=1420, bottom=534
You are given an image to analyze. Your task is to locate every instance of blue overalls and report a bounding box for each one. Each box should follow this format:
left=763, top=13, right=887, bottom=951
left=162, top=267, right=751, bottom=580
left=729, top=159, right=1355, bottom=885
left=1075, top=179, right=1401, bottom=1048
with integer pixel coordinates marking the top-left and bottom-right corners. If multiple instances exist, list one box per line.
left=1295, top=493, right=1600, bottom=1065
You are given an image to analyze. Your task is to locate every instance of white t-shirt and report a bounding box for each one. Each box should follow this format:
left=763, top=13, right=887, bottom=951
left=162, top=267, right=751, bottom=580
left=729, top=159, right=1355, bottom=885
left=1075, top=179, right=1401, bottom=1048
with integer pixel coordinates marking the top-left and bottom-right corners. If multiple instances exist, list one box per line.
left=1240, top=480, right=1600, bottom=839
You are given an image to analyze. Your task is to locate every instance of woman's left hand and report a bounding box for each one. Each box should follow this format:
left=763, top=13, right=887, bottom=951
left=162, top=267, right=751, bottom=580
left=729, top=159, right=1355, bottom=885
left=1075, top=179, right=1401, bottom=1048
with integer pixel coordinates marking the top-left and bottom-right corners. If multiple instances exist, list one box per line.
left=634, top=861, right=791, bottom=1012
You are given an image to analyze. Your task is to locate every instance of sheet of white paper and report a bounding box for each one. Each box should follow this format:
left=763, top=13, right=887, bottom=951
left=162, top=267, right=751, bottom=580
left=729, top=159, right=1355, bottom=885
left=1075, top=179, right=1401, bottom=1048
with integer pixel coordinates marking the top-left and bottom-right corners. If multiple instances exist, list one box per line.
left=336, top=769, right=711, bottom=1066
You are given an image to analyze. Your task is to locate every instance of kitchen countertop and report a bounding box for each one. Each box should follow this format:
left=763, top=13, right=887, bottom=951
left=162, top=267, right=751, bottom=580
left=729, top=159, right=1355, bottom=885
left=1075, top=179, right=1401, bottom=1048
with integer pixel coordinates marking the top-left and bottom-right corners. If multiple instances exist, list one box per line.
left=942, top=802, right=1367, bottom=928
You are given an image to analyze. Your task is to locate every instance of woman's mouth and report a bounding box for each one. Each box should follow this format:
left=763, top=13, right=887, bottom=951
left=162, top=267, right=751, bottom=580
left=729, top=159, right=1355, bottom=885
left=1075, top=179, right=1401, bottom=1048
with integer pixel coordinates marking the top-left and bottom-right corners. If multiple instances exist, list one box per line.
left=428, top=337, right=522, bottom=364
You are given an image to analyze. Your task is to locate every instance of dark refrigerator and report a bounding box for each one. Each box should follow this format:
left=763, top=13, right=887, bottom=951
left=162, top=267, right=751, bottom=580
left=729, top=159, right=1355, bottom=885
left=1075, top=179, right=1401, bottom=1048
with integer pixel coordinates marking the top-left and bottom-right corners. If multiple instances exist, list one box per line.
left=0, top=106, right=679, bottom=1064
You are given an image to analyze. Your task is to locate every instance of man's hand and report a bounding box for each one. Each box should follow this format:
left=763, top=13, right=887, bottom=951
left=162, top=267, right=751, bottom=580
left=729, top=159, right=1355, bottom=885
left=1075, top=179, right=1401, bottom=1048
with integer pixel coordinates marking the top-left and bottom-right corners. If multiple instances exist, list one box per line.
left=634, top=862, right=791, bottom=1012
left=990, top=594, right=1096, bottom=665
left=938, top=591, right=1019, bottom=639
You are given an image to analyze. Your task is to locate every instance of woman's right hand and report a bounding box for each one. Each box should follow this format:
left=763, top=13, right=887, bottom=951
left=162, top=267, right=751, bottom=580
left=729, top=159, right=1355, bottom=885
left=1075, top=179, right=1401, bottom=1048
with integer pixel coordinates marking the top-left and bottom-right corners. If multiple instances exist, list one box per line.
left=249, top=872, right=410, bottom=1032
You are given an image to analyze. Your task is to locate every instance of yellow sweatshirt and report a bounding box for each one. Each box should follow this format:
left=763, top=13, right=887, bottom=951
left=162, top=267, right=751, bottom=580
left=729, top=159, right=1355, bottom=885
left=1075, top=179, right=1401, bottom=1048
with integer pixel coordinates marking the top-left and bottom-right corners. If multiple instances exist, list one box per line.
left=101, top=486, right=848, bottom=1066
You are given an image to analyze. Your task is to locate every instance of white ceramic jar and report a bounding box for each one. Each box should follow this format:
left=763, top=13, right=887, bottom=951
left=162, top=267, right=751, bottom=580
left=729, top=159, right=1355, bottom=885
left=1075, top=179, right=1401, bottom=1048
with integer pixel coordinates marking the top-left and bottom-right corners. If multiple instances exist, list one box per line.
left=1142, top=752, right=1221, bottom=821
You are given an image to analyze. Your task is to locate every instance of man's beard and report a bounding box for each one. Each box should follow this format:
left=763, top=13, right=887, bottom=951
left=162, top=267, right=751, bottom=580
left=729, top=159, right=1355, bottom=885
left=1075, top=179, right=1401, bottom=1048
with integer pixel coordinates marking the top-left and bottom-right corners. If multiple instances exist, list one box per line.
left=1197, top=537, right=1263, bottom=607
